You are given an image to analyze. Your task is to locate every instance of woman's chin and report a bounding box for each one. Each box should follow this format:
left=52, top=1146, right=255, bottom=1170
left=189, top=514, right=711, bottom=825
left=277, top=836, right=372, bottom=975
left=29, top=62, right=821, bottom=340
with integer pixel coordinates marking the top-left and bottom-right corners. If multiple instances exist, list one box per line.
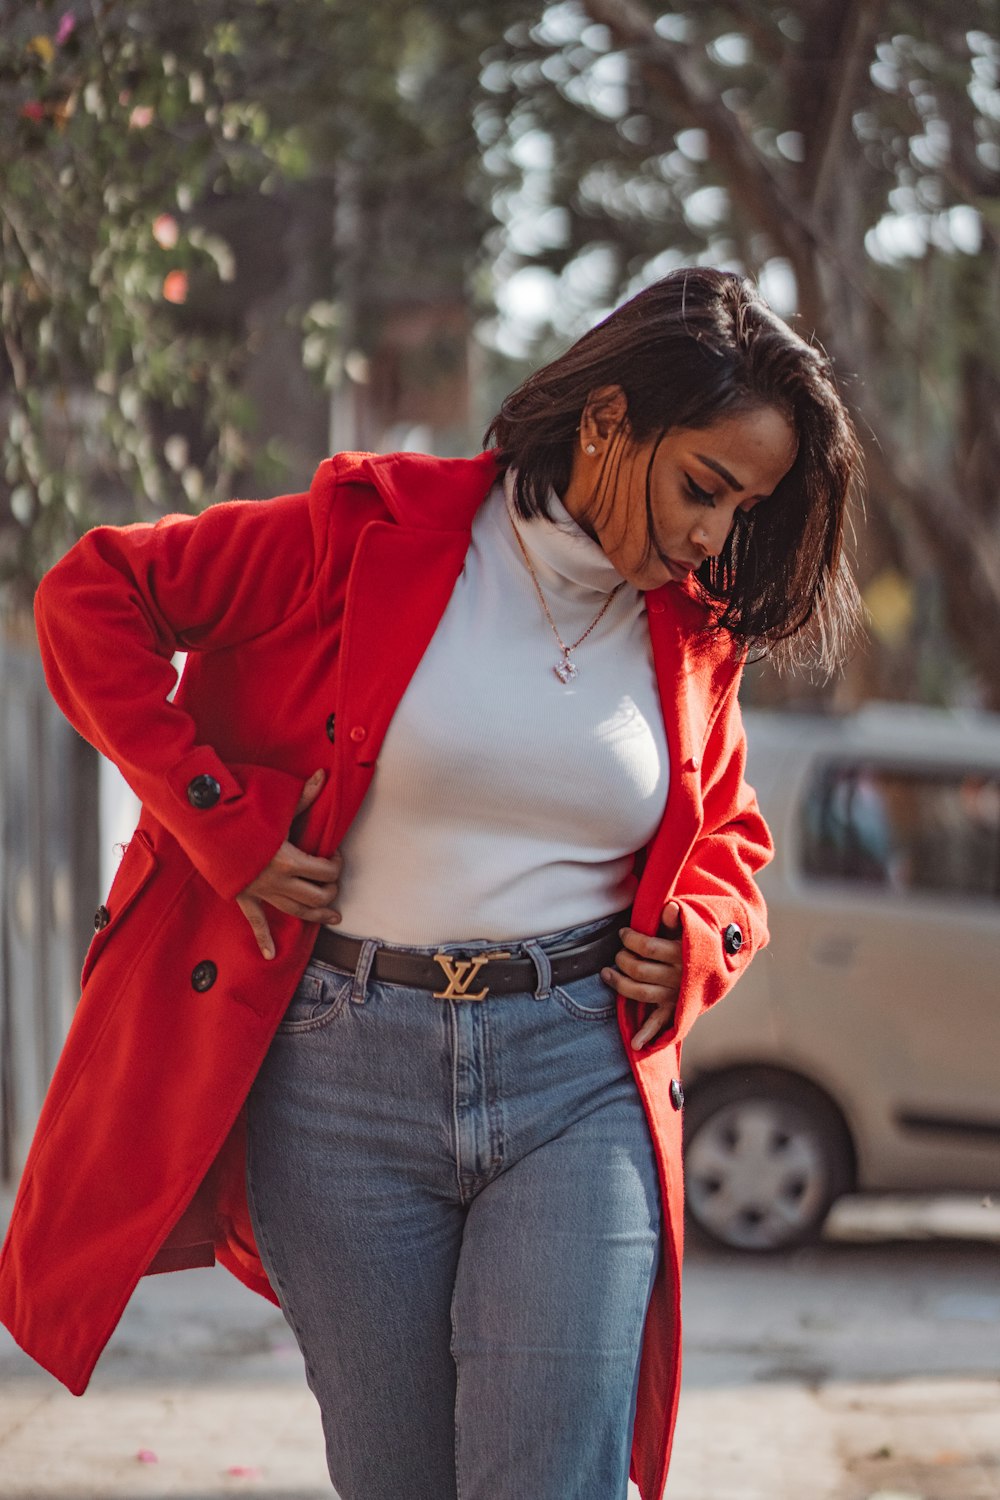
left=635, top=563, right=687, bottom=591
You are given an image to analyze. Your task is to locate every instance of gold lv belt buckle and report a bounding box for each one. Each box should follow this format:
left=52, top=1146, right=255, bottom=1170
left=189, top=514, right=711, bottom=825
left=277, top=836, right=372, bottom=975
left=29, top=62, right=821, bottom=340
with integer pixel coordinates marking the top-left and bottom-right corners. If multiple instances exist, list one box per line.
left=432, top=951, right=511, bottom=1001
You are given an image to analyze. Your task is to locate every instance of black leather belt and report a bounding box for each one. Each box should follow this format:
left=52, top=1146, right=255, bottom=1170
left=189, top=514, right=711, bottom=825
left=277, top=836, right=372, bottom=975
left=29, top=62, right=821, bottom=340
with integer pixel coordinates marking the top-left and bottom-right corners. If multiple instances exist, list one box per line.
left=311, top=912, right=628, bottom=1002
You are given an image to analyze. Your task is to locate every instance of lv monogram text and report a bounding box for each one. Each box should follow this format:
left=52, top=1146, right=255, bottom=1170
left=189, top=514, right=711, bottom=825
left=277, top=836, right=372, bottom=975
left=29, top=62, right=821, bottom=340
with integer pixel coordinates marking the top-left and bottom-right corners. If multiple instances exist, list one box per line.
left=432, top=952, right=510, bottom=1001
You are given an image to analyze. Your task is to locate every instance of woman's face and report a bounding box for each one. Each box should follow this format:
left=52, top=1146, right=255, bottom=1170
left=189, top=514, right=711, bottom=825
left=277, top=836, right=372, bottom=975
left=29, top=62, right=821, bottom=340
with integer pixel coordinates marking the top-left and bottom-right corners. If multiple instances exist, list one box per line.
left=561, top=393, right=798, bottom=591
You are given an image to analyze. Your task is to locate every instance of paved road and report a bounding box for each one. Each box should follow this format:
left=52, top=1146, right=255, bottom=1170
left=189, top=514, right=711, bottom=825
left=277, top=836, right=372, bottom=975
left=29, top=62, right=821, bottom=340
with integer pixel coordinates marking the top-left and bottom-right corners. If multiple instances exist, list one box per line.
left=1, top=1198, right=998, bottom=1500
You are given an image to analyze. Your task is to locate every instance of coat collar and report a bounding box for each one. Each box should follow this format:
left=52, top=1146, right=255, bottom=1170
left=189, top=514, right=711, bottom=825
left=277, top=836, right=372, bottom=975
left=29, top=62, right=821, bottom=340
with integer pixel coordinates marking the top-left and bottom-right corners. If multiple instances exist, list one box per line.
left=349, top=449, right=711, bottom=614
left=318, top=448, right=712, bottom=612
left=319, top=449, right=503, bottom=532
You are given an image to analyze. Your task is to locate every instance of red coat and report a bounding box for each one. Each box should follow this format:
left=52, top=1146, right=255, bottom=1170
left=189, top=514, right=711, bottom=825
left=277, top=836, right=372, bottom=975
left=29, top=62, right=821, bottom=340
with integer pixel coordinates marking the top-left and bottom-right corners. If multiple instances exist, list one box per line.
left=0, top=449, right=771, bottom=1500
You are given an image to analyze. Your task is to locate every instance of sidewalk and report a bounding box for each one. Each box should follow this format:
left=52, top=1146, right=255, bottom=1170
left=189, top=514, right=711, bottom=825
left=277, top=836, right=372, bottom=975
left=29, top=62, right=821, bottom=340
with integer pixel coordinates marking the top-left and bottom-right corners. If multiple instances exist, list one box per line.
left=2, top=1195, right=999, bottom=1500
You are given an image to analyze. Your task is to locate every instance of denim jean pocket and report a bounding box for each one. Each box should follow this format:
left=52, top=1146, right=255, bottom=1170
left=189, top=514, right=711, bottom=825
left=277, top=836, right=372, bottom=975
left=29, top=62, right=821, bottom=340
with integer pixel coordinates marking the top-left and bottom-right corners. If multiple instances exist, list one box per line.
left=551, top=969, right=618, bottom=1021
left=278, top=963, right=353, bottom=1033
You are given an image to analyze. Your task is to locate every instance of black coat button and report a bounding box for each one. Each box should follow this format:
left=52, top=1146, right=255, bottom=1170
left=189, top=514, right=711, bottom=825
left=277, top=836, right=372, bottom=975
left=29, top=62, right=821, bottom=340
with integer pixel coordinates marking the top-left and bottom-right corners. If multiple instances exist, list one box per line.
left=723, top=922, right=744, bottom=955
left=94, top=904, right=110, bottom=931
left=669, top=1078, right=685, bottom=1111
left=187, top=774, right=222, bottom=809
left=191, top=960, right=218, bottom=992
left=326, top=713, right=336, bottom=743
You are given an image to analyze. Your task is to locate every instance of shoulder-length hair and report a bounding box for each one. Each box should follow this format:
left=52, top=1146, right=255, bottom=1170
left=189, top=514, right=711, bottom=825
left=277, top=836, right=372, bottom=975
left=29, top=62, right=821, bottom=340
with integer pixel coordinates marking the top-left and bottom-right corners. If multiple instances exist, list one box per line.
left=484, top=267, right=863, bottom=672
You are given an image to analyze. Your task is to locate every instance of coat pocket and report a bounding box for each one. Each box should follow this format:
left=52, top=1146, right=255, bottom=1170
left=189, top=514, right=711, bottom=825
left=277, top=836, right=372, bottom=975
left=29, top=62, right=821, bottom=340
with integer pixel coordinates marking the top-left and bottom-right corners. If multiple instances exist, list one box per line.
left=81, top=829, right=158, bottom=987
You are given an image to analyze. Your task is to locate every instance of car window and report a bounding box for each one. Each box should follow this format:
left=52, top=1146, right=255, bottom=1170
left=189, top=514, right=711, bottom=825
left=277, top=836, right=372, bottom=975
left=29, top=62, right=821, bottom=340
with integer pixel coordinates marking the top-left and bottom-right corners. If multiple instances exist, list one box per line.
left=800, top=763, right=1000, bottom=900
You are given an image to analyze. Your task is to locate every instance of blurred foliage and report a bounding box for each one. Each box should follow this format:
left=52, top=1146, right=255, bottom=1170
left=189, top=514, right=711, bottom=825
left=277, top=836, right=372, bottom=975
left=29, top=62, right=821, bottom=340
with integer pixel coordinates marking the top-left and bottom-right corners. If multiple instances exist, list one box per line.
left=482, top=1, right=999, bottom=453
left=0, top=0, right=520, bottom=592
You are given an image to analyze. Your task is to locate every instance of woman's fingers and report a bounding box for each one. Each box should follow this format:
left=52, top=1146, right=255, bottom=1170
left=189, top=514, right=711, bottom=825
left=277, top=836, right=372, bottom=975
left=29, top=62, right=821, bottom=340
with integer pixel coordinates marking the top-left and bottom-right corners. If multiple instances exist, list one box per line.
left=270, top=844, right=342, bottom=885
left=602, top=926, right=681, bottom=994
left=274, top=887, right=342, bottom=923
left=237, top=882, right=341, bottom=954
left=252, top=871, right=342, bottom=924
left=236, top=893, right=276, bottom=960
left=600, top=965, right=676, bottom=1006
left=619, top=925, right=682, bottom=964
left=237, top=833, right=344, bottom=955
left=660, top=900, right=683, bottom=936
left=285, top=878, right=341, bottom=910
left=631, top=1003, right=675, bottom=1051
left=244, top=844, right=341, bottom=897
left=292, top=768, right=326, bottom=820
left=601, top=916, right=686, bottom=1048
left=611, top=948, right=681, bottom=987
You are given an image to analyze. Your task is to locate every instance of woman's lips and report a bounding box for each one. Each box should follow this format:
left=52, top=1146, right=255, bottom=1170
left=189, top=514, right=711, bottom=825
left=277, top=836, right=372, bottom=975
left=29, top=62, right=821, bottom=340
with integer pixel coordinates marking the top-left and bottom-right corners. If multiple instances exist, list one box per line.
left=665, top=558, right=696, bottom=582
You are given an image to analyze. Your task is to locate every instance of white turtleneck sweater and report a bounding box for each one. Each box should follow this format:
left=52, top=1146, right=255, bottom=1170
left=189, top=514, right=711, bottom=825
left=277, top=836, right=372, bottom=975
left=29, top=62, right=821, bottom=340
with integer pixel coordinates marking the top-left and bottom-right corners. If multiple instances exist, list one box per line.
left=333, top=474, right=670, bottom=944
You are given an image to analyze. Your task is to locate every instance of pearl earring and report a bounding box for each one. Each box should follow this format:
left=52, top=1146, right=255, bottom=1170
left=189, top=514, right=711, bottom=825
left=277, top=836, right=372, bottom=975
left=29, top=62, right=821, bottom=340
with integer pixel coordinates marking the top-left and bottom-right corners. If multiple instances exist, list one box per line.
left=585, top=443, right=596, bottom=455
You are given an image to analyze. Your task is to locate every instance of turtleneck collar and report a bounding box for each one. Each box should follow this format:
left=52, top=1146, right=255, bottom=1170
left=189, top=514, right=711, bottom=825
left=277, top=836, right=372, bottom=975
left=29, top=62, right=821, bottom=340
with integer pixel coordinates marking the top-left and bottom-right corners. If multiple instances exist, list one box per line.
left=502, top=469, right=626, bottom=597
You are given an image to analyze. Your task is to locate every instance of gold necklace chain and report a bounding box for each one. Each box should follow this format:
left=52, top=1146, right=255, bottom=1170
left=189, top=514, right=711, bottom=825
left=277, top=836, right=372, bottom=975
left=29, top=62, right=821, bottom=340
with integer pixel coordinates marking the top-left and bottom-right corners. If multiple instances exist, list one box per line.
left=508, top=507, right=626, bottom=683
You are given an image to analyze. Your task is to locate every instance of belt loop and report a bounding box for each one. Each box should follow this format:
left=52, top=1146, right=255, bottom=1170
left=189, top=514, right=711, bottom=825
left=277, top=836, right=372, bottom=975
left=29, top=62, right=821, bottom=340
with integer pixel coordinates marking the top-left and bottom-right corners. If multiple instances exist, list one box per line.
left=351, top=939, right=378, bottom=1005
left=522, top=939, right=552, bottom=1000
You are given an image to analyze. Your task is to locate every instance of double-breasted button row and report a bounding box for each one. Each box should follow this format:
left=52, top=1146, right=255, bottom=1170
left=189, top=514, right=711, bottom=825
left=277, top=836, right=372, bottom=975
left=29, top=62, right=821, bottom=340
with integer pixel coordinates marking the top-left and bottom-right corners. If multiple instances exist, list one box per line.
left=94, top=911, right=217, bottom=994
left=326, top=713, right=370, bottom=745
left=723, top=922, right=744, bottom=955
left=186, top=774, right=221, bottom=809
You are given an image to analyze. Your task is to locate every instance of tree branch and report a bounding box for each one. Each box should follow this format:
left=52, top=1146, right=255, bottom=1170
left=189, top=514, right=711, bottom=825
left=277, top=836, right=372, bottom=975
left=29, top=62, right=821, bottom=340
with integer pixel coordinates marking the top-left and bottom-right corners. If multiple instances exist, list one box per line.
left=801, top=0, right=888, bottom=217
left=580, top=0, right=822, bottom=300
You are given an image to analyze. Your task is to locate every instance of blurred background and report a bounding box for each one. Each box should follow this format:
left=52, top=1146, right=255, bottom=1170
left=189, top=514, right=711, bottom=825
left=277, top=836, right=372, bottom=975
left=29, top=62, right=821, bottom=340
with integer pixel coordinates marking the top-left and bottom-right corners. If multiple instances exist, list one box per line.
left=1, top=3, right=998, bottom=1496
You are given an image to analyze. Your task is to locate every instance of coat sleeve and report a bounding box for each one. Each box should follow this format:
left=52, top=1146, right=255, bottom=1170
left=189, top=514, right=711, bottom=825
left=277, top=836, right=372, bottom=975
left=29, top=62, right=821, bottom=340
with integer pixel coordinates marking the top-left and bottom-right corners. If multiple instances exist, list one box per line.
left=33, top=490, right=322, bottom=901
left=670, top=665, right=773, bottom=1042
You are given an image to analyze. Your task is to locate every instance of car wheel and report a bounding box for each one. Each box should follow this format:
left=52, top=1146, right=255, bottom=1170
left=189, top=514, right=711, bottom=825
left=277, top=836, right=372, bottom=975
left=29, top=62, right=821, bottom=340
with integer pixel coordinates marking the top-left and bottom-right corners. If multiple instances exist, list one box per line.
left=683, top=1068, right=854, bottom=1252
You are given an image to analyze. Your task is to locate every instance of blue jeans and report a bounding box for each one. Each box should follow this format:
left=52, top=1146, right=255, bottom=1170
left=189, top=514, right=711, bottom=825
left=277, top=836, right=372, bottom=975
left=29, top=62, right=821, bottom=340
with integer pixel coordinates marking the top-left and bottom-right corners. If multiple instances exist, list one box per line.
left=245, top=917, right=662, bottom=1500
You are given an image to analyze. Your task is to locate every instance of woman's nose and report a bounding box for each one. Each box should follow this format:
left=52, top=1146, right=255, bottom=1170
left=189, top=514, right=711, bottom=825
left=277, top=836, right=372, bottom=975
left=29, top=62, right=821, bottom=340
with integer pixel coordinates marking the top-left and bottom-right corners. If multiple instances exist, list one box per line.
left=691, top=516, right=730, bottom=558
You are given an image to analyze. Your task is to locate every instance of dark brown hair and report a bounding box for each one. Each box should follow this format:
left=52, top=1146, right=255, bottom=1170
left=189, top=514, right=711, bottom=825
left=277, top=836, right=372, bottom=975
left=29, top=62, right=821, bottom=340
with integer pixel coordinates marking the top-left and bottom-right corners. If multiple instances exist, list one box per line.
left=484, top=267, right=863, bottom=671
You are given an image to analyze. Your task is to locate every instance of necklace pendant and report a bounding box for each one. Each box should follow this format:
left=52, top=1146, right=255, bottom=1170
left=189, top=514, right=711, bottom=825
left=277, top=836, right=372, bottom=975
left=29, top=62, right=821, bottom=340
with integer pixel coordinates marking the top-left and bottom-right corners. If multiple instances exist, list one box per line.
left=554, top=656, right=578, bottom=684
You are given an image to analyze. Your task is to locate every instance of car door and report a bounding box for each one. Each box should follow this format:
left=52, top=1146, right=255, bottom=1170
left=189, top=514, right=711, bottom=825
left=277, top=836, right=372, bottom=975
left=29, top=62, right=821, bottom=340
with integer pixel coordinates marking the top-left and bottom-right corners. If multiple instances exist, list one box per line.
left=777, top=752, right=1000, bottom=1188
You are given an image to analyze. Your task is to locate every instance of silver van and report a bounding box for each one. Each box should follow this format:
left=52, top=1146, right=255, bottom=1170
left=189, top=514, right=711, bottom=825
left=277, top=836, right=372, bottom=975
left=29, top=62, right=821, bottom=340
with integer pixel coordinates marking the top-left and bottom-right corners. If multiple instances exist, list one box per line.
left=681, top=704, right=1000, bottom=1251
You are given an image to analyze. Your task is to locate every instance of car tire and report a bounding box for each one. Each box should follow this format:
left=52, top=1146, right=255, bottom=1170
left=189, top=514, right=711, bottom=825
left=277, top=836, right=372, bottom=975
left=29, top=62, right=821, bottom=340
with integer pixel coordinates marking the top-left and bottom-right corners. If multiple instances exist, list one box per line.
left=683, top=1068, right=855, bottom=1252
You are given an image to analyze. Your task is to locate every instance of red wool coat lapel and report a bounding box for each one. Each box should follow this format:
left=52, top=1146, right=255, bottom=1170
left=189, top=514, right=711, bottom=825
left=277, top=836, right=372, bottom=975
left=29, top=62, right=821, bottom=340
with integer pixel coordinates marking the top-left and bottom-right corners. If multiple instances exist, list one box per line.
left=333, top=520, right=472, bottom=821
left=0, top=449, right=771, bottom=1500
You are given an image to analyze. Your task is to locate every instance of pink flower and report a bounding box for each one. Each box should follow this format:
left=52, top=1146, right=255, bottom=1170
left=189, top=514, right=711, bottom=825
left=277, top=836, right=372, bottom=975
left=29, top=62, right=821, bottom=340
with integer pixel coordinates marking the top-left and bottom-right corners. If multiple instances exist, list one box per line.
left=56, top=13, right=77, bottom=45
left=225, top=1465, right=264, bottom=1479
left=153, top=214, right=179, bottom=249
left=20, top=101, right=47, bottom=122
left=162, top=270, right=188, bottom=304
left=135, top=1449, right=159, bottom=1464
left=129, top=105, right=154, bottom=129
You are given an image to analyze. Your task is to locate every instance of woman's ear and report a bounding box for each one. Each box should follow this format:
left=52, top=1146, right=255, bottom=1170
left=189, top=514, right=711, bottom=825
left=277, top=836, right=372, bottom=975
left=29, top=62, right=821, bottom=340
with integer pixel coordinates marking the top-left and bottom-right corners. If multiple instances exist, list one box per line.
left=580, top=385, right=629, bottom=450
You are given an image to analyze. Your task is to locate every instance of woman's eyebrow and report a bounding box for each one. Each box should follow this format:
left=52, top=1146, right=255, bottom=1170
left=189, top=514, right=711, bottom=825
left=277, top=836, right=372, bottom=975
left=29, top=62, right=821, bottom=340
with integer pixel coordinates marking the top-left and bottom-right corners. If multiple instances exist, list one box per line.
left=693, top=453, right=745, bottom=492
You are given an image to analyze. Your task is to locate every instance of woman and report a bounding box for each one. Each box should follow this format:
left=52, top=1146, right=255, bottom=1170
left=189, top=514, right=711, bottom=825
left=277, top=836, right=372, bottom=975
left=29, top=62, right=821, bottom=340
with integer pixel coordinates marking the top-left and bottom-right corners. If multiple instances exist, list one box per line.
left=0, top=268, right=861, bottom=1500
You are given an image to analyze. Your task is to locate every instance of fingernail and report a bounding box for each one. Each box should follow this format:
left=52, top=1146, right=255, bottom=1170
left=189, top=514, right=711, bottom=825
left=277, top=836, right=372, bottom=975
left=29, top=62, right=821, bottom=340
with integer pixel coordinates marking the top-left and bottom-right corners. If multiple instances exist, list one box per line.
left=619, top=927, right=628, bottom=939
left=631, top=1035, right=644, bottom=1050
left=601, top=968, right=613, bottom=983
left=262, top=946, right=274, bottom=960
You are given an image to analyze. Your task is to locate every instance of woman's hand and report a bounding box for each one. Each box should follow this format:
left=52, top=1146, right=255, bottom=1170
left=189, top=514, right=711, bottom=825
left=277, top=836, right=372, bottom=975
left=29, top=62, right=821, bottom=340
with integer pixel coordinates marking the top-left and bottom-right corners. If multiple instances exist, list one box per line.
left=236, top=769, right=343, bottom=959
left=602, top=901, right=684, bottom=1050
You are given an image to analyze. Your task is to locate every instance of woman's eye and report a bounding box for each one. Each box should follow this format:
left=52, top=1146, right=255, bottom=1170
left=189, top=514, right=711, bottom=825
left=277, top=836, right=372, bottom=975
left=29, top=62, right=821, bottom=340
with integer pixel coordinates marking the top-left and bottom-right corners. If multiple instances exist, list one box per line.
left=684, top=475, right=715, bottom=506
